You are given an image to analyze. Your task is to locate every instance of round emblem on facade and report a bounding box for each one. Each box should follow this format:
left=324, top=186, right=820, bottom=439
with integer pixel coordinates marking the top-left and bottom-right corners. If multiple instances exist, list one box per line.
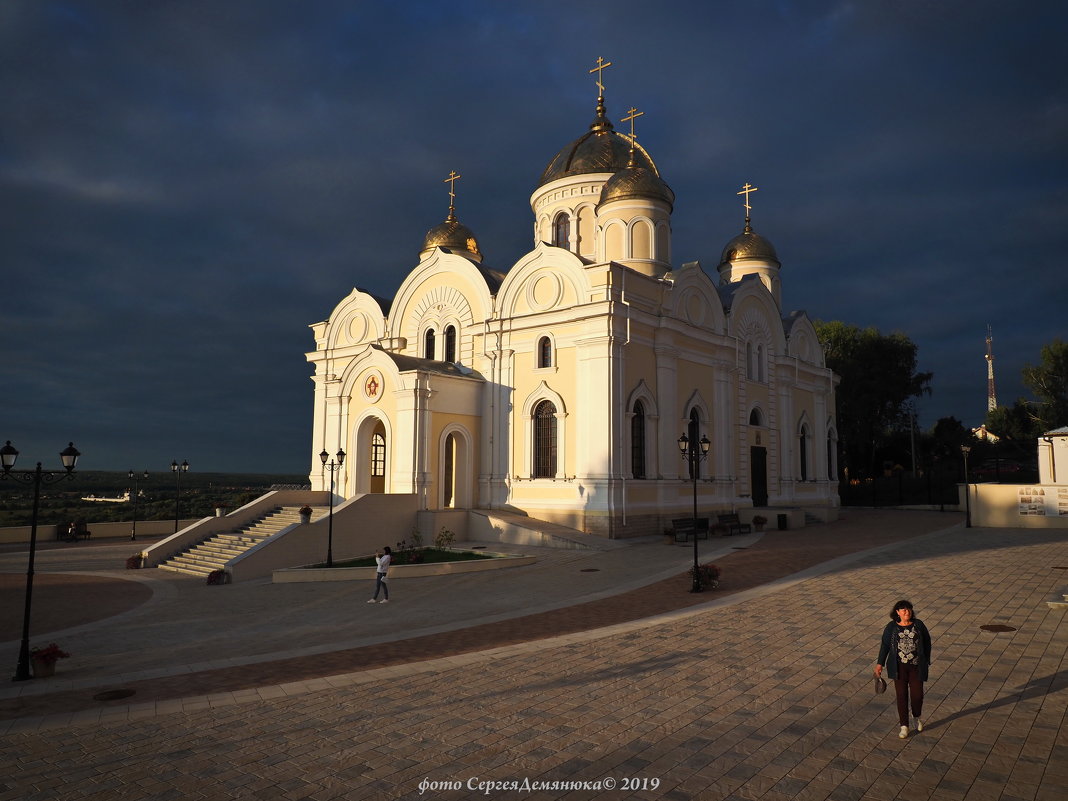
left=347, top=313, right=368, bottom=343
left=362, top=369, right=384, bottom=403
left=528, top=271, right=563, bottom=312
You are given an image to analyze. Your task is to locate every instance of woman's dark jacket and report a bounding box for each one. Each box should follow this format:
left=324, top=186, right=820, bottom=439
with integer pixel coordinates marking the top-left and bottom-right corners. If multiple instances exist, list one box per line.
left=877, top=619, right=932, bottom=681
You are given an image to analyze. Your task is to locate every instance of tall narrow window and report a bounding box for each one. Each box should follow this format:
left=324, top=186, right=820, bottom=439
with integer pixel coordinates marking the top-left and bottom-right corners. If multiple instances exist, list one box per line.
left=443, top=433, right=456, bottom=507
left=687, top=408, right=700, bottom=479
left=533, top=400, right=558, bottom=478
left=746, top=342, right=754, bottom=380
left=371, top=433, right=385, bottom=477
left=799, top=425, right=810, bottom=481
left=444, top=325, right=457, bottom=363
left=538, top=336, right=552, bottom=368
left=424, top=328, right=436, bottom=360
left=827, top=430, right=837, bottom=481
left=631, top=401, right=646, bottom=479
left=552, top=212, right=570, bottom=249
left=757, top=344, right=765, bottom=382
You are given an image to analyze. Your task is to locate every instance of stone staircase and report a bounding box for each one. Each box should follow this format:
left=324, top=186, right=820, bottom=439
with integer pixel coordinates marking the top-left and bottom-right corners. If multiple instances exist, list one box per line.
left=157, top=506, right=326, bottom=578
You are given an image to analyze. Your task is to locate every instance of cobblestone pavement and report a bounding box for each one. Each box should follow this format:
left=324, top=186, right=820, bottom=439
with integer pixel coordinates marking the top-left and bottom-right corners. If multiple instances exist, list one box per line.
left=0, top=512, right=1065, bottom=800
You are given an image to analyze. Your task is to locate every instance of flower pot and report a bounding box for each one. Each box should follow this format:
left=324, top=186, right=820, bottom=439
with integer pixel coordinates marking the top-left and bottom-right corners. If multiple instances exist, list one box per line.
left=299, top=512, right=311, bottom=524
left=31, top=657, right=56, bottom=678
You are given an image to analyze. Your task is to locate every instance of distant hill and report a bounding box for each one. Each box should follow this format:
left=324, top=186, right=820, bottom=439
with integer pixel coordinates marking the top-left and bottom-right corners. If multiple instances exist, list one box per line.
left=0, top=470, right=308, bottom=527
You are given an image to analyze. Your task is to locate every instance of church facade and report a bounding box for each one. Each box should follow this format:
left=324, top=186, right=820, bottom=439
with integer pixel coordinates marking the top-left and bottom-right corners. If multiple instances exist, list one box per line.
left=306, top=80, right=839, bottom=538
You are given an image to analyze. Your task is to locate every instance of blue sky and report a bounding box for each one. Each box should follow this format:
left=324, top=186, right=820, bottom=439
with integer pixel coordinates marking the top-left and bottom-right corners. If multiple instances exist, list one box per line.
left=3, top=0, right=1066, bottom=473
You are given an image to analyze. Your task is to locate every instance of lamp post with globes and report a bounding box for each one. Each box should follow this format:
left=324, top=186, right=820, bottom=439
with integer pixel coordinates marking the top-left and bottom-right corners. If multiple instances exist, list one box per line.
left=129, top=469, right=148, bottom=541
left=171, top=459, right=189, bottom=533
left=1, top=440, right=81, bottom=682
left=961, top=445, right=972, bottom=528
left=320, top=448, right=345, bottom=568
left=678, top=432, right=711, bottom=593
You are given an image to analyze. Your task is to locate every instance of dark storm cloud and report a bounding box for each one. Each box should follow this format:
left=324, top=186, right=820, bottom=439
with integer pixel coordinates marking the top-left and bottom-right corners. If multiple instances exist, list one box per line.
left=3, top=0, right=1065, bottom=472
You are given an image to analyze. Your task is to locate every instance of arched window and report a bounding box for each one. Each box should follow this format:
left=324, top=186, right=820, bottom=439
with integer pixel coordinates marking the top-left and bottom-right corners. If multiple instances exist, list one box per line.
left=552, top=212, right=570, bottom=249
left=827, top=428, right=838, bottom=481
left=631, top=401, right=646, bottom=479
left=537, top=336, right=552, bottom=368
left=799, top=424, right=810, bottom=481
left=749, top=408, right=763, bottom=426
left=533, top=400, right=558, bottom=478
left=687, top=408, right=701, bottom=479
left=444, top=325, right=457, bottom=363
left=746, top=342, right=754, bottom=380
left=443, top=433, right=456, bottom=507
left=424, top=328, right=436, bottom=360
left=371, top=433, right=386, bottom=477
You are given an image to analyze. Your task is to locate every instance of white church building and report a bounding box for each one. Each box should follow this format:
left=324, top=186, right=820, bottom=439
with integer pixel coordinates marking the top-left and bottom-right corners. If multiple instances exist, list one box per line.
left=306, top=74, right=840, bottom=538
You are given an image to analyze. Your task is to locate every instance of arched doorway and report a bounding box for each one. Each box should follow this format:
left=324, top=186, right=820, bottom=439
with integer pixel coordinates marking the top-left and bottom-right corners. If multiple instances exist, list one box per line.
left=354, top=416, right=389, bottom=495
left=440, top=427, right=472, bottom=508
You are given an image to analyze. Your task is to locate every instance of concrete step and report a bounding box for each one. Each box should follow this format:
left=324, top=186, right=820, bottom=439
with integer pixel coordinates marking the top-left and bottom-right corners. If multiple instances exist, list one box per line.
left=158, top=562, right=214, bottom=577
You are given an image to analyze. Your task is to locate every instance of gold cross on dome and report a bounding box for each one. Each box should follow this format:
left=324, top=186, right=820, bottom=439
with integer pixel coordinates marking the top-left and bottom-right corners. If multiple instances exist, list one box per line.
left=589, top=56, right=613, bottom=96
left=443, top=170, right=461, bottom=218
left=621, top=106, right=644, bottom=142
left=444, top=170, right=462, bottom=204
left=737, top=182, right=759, bottom=216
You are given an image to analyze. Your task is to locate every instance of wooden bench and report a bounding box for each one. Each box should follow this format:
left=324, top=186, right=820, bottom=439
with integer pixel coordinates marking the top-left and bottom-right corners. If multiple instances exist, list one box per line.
left=672, top=517, right=710, bottom=543
left=717, top=513, right=751, bottom=536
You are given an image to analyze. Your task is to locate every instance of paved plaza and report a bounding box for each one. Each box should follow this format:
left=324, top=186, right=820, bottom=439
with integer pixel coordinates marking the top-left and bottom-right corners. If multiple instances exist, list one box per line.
left=0, top=509, right=1065, bottom=800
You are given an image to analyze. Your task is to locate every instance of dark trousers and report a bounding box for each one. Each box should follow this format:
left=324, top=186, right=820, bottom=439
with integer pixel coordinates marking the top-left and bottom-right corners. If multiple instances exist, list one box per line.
left=373, top=573, right=389, bottom=600
left=894, top=664, right=924, bottom=725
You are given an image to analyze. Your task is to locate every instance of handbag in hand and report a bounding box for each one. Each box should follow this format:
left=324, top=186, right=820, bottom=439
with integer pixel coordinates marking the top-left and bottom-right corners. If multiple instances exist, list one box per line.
left=874, top=673, right=887, bottom=694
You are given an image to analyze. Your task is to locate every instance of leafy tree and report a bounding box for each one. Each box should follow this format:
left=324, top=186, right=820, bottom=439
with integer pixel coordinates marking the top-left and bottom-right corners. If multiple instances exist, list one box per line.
left=815, top=321, right=933, bottom=479
left=1023, top=339, right=1068, bottom=430
left=985, top=399, right=1043, bottom=441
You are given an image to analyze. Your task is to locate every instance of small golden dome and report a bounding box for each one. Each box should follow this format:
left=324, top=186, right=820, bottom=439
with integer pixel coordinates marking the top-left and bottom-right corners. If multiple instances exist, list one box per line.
left=719, top=222, right=780, bottom=266
left=598, top=165, right=674, bottom=210
left=421, top=216, right=483, bottom=263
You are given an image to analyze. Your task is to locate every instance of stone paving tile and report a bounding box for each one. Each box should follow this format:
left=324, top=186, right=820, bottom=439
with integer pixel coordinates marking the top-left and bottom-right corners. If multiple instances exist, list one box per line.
left=0, top=516, right=1065, bottom=800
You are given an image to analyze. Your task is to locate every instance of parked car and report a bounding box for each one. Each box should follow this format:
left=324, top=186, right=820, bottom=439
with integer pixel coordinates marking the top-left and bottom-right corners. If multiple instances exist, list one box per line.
left=971, top=459, right=1023, bottom=481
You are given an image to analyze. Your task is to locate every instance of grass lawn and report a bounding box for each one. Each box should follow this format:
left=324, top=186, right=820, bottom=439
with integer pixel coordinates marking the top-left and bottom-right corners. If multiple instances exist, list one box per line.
left=309, top=548, right=493, bottom=569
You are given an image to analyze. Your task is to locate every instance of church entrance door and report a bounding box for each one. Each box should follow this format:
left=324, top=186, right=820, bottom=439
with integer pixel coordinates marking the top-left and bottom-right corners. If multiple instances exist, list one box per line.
left=369, top=423, right=386, bottom=494
left=750, top=446, right=768, bottom=507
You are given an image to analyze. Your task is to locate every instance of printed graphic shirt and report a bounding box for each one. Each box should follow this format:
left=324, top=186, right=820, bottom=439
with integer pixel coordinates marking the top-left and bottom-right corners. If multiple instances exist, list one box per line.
left=896, top=625, right=918, bottom=666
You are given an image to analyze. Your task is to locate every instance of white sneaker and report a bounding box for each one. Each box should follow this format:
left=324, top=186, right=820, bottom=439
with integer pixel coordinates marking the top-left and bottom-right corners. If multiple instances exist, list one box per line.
left=379, top=599, right=389, bottom=603
left=914, top=718, right=923, bottom=732
left=899, top=726, right=908, bottom=739
left=367, top=599, right=377, bottom=604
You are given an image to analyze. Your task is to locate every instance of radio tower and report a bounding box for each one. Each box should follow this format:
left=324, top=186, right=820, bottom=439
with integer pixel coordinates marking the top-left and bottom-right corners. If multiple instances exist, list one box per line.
left=985, top=325, right=998, bottom=412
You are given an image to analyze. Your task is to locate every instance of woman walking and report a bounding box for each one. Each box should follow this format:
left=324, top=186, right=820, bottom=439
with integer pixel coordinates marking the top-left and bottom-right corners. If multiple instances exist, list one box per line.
left=368, top=546, right=392, bottom=604
left=876, top=599, right=932, bottom=739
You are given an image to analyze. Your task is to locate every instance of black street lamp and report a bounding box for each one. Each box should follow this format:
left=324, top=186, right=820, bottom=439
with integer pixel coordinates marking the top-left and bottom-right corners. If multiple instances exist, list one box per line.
left=320, top=448, right=346, bottom=568
left=1, top=440, right=80, bottom=682
left=961, top=445, right=972, bottom=528
left=171, top=459, right=189, bottom=533
left=129, top=469, right=148, bottom=540
left=678, top=432, right=711, bottom=593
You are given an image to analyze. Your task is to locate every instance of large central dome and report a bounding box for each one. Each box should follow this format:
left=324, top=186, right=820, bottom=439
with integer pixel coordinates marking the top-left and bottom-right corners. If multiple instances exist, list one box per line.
left=538, top=97, right=659, bottom=187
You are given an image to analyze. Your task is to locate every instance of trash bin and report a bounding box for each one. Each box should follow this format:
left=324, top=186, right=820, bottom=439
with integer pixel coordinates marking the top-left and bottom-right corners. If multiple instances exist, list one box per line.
left=777, top=513, right=788, bottom=530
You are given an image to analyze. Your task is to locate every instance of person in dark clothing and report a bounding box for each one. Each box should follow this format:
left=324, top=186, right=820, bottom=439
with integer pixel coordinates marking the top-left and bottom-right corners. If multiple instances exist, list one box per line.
left=875, top=599, right=932, bottom=739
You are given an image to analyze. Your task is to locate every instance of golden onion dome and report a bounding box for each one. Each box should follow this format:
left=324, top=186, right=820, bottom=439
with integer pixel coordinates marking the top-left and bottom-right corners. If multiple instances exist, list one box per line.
left=539, top=97, right=659, bottom=187
left=421, top=214, right=483, bottom=263
left=598, top=164, right=675, bottom=210
left=718, top=221, right=780, bottom=266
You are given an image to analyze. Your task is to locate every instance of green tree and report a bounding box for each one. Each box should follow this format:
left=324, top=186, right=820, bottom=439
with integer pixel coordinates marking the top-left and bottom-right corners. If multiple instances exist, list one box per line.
left=1023, top=339, right=1068, bottom=430
left=985, top=399, right=1043, bottom=441
left=815, top=321, right=933, bottom=479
